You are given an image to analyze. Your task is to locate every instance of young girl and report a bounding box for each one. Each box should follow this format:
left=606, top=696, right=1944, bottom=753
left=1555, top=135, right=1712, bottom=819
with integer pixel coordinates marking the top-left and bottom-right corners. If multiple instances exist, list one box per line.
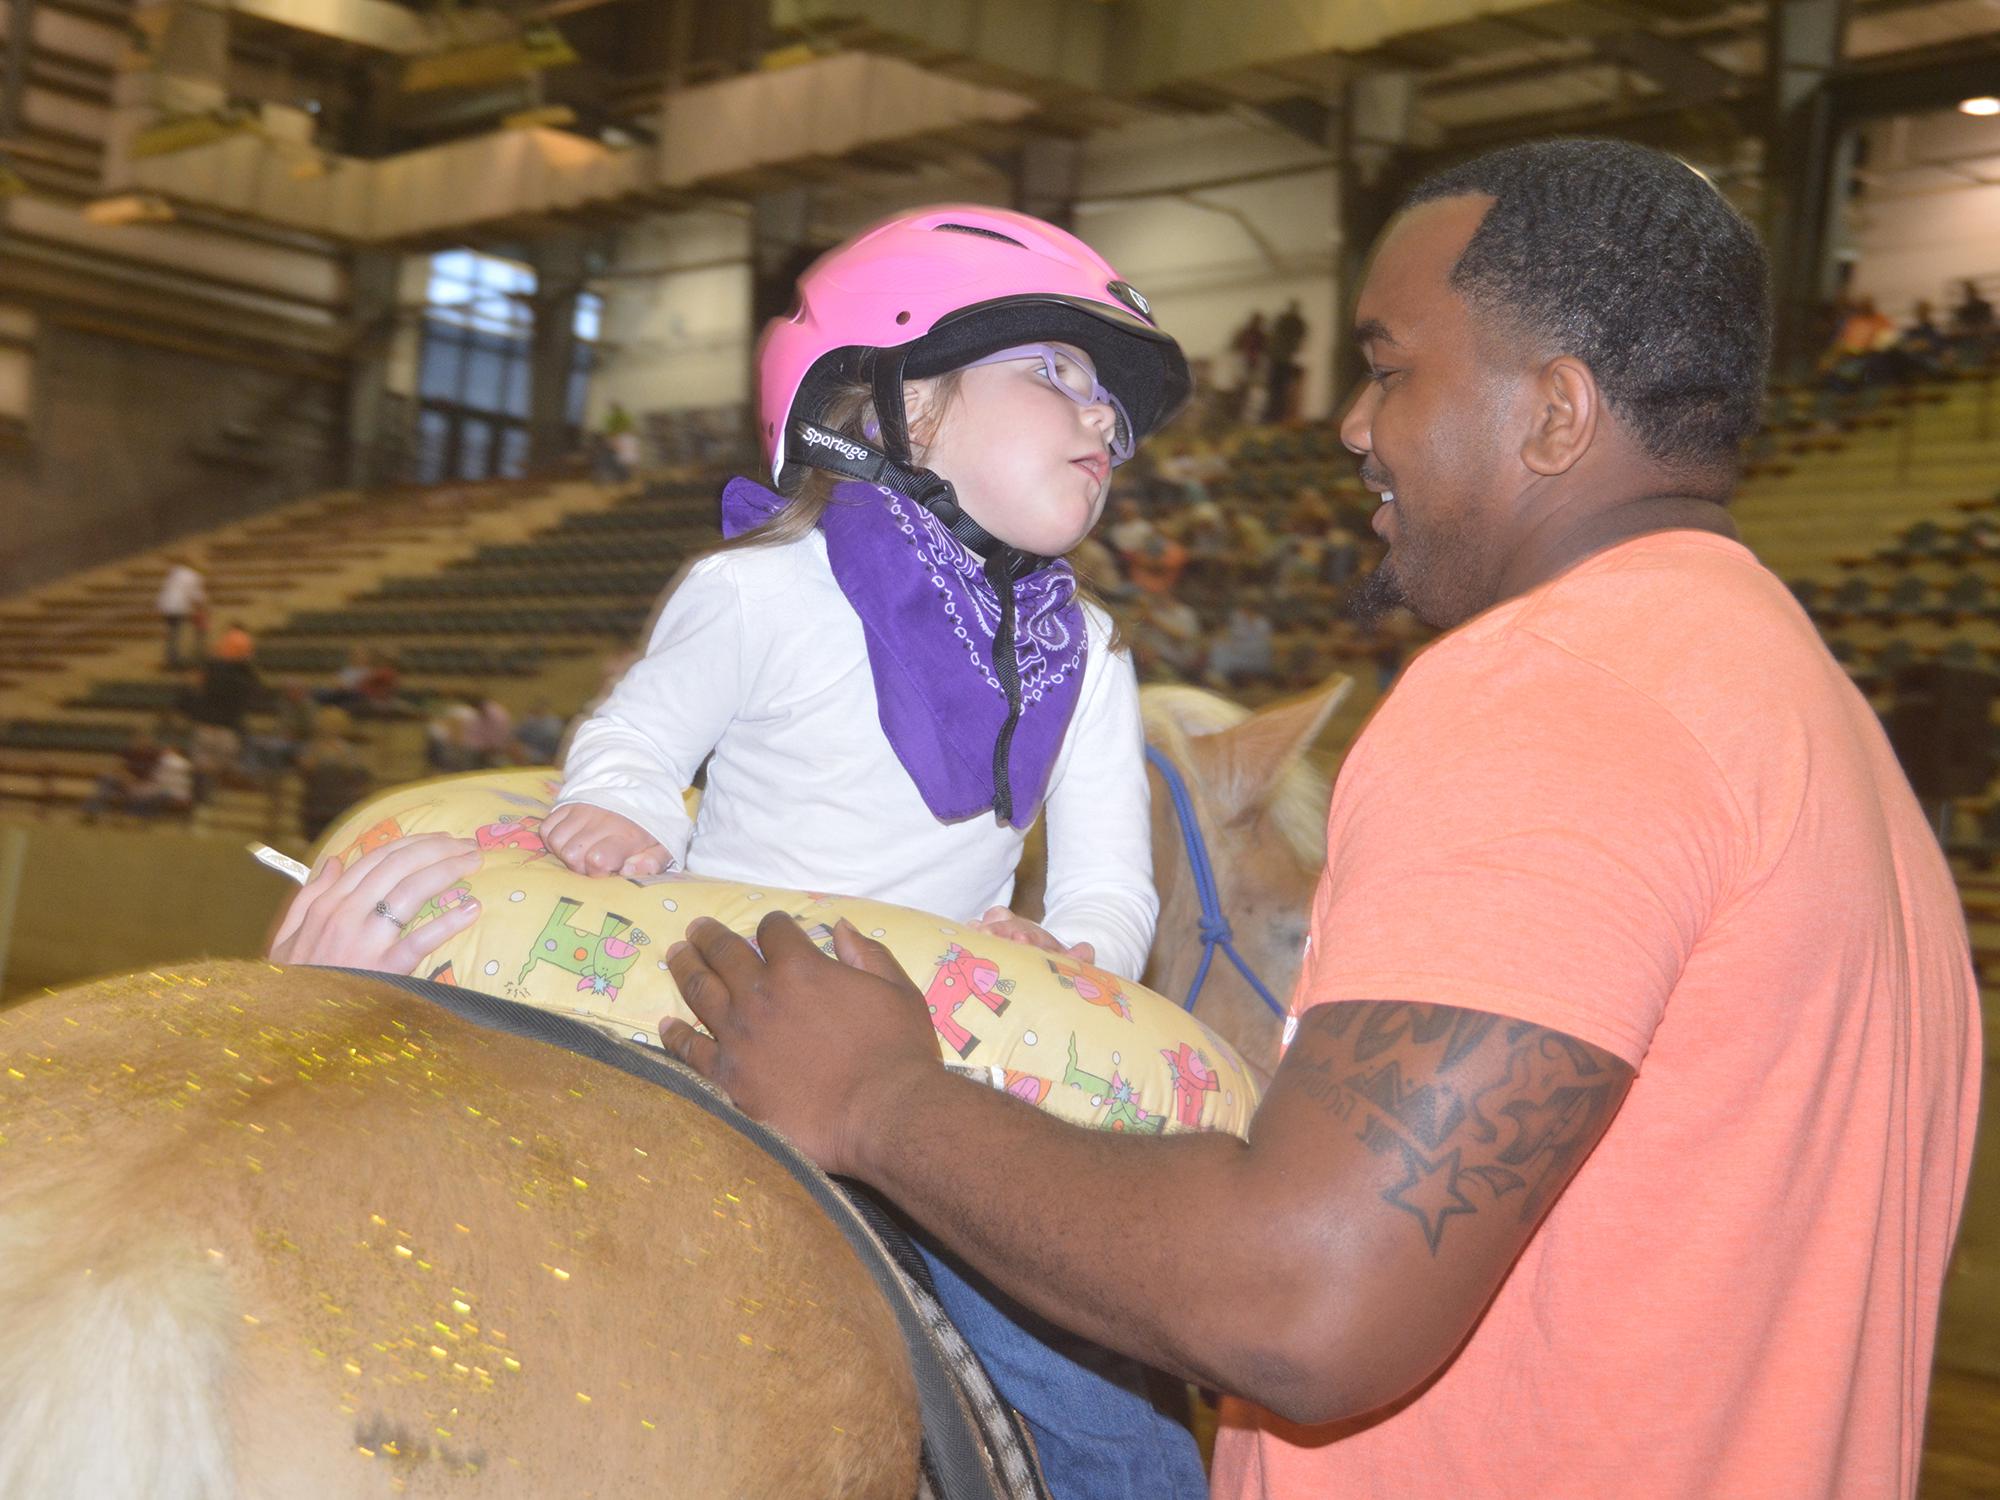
left=541, top=205, right=1203, bottom=1499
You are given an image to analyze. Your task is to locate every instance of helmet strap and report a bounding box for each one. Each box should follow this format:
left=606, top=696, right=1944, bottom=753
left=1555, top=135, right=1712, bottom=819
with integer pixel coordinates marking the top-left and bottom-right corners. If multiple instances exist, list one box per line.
left=870, top=351, right=914, bottom=463
left=786, top=417, right=1046, bottom=577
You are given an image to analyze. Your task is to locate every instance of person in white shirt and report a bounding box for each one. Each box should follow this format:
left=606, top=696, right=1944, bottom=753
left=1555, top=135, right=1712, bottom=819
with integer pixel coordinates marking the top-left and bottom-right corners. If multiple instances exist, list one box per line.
left=156, top=558, right=206, bottom=668
left=542, top=204, right=1204, bottom=1499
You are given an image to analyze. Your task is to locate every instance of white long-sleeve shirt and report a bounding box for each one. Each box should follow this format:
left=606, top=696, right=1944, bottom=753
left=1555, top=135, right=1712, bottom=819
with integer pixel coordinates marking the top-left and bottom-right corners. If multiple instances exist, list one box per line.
left=557, top=530, right=1158, bottom=978
left=156, top=565, right=205, bottom=616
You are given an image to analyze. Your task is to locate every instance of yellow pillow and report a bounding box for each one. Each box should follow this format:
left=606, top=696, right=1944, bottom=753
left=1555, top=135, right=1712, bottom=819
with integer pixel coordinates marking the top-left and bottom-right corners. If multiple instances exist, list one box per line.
left=315, top=769, right=1262, bottom=1137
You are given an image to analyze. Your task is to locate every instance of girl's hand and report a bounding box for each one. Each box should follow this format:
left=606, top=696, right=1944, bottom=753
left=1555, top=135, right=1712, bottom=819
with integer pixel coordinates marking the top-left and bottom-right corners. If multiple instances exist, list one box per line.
left=541, top=803, right=673, bottom=877
left=968, top=906, right=1095, bottom=966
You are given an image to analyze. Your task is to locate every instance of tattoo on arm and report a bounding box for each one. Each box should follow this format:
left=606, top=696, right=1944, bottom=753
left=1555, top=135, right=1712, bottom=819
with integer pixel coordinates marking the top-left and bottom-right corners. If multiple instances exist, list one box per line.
left=1281, top=1003, right=1631, bottom=1256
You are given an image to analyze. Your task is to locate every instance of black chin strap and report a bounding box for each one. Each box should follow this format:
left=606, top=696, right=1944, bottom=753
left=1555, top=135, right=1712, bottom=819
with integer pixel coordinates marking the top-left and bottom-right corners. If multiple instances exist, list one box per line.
left=787, top=417, right=1045, bottom=578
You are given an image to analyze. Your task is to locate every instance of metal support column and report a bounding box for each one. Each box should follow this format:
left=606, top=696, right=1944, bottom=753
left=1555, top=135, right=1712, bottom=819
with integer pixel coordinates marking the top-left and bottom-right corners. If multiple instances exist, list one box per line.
left=2, top=0, right=33, bottom=145
left=1765, top=0, right=1851, bottom=378
left=1331, top=73, right=1415, bottom=410
left=527, top=231, right=589, bottom=472
left=343, top=249, right=401, bottom=489
left=1014, top=135, right=1081, bottom=232
left=749, top=188, right=814, bottom=435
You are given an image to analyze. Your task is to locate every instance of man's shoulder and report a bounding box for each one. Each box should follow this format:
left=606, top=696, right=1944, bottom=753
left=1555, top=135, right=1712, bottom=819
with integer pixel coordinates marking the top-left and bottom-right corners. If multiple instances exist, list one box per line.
left=1460, top=532, right=1805, bottom=686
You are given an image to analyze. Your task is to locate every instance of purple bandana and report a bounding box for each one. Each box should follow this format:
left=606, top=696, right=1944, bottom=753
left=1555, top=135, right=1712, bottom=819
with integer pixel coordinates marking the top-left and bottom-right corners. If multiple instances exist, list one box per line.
left=720, top=476, right=1086, bottom=828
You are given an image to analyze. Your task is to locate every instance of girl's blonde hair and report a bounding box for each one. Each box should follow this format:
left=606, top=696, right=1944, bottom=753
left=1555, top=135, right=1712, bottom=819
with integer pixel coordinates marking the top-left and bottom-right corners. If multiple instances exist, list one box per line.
left=720, top=370, right=955, bottom=550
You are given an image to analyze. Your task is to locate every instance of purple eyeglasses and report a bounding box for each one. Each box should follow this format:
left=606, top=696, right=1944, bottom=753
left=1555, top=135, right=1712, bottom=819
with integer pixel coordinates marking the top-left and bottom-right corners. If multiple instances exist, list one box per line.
left=965, top=343, right=1135, bottom=465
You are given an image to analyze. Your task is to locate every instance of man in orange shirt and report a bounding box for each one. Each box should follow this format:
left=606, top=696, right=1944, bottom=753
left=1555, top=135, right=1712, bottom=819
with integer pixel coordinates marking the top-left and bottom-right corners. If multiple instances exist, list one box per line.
left=656, top=139, right=1980, bottom=1498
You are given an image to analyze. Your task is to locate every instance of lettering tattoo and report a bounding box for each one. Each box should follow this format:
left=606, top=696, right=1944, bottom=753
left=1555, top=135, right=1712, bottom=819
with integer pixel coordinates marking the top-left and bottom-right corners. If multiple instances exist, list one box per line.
left=1282, top=1002, right=1629, bottom=1256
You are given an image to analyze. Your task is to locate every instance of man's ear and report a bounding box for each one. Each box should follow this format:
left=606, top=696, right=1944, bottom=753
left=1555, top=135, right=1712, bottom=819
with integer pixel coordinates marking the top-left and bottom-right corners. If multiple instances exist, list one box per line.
left=1521, top=356, right=1598, bottom=477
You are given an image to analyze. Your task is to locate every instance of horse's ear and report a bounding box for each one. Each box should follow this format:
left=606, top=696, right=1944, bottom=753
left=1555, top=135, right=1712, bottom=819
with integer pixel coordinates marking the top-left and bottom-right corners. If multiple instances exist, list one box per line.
left=1182, top=674, right=1351, bottom=824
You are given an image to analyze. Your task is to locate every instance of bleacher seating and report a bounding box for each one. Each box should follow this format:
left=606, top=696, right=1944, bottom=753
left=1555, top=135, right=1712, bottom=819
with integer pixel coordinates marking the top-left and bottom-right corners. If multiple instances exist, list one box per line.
left=1, top=366, right=1994, bottom=861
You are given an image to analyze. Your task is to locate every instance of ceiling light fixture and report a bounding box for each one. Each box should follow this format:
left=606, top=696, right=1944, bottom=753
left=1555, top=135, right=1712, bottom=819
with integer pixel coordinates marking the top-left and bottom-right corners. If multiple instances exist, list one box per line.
left=1959, top=97, right=2000, bottom=117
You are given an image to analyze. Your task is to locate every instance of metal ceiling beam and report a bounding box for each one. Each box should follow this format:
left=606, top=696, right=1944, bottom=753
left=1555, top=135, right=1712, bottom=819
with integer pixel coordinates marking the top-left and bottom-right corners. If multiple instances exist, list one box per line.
left=3, top=0, right=35, bottom=140
left=1829, top=39, right=2000, bottom=119
left=218, top=0, right=516, bottom=58
left=1252, top=95, right=1336, bottom=150
left=1593, top=28, right=1738, bottom=105
left=110, top=51, right=1036, bottom=242
left=1122, top=0, right=1561, bottom=95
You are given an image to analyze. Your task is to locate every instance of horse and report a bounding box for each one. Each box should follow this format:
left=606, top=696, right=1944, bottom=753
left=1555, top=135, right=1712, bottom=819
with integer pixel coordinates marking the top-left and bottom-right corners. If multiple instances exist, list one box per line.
left=1017, top=676, right=1347, bottom=1083
left=1139, top=678, right=1347, bottom=1081
left=0, top=961, right=929, bottom=1500
left=0, top=680, right=1342, bottom=1496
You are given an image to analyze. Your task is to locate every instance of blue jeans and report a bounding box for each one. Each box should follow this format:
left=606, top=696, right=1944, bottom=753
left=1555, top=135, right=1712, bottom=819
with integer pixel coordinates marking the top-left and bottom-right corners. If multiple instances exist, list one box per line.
left=915, top=1241, right=1208, bottom=1500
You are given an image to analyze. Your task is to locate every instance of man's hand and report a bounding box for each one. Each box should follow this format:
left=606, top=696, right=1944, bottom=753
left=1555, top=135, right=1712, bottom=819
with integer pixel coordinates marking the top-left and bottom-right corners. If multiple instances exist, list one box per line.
left=659, top=913, right=941, bottom=1175
left=541, top=802, right=671, bottom=877
left=968, top=906, right=1095, bottom=965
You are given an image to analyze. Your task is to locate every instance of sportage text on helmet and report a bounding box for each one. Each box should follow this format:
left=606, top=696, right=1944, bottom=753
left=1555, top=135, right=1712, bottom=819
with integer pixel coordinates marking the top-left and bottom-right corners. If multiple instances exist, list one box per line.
left=756, top=204, right=1192, bottom=487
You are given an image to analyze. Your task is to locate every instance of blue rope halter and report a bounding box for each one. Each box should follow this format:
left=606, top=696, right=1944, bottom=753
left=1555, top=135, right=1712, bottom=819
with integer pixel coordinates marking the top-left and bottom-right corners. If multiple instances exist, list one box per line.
left=1146, top=744, right=1289, bottom=1020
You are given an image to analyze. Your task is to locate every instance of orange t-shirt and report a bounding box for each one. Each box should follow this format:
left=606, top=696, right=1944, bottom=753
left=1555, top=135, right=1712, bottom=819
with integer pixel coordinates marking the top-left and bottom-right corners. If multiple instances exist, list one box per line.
left=1211, top=531, right=1981, bottom=1500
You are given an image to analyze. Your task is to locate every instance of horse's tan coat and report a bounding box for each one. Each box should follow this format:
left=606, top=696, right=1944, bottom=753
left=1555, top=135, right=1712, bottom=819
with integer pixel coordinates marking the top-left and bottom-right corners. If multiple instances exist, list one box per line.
left=0, top=962, right=920, bottom=1499
left=1015, top=679, right=1344, bottom=1081
left=1139, top=680, right=1346, bottom=1081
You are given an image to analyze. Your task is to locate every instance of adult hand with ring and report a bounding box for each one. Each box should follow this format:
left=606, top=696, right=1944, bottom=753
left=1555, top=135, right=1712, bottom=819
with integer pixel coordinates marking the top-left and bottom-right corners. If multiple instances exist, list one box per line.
left=268, top=833, right=485, bottom=973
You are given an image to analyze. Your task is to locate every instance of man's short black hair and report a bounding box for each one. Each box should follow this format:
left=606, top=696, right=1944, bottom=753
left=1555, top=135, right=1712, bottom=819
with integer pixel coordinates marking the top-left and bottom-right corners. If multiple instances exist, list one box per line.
left=1403, top=138, right=1770, bottom=472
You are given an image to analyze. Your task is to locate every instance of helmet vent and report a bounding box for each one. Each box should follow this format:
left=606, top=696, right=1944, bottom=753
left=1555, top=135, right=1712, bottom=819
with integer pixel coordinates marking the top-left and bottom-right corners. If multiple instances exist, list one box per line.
left=933, top=223, right=1026, bottom=248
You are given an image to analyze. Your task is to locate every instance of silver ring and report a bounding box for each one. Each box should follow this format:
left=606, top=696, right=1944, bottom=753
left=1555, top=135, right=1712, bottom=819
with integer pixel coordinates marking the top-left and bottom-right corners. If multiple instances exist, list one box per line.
left=372, top=899, right=406, bottom=927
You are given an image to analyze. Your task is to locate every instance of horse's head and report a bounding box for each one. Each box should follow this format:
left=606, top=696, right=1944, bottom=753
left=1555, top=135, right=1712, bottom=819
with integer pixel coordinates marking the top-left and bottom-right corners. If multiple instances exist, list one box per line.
left=1141, top=676, right=1348, bottom=1082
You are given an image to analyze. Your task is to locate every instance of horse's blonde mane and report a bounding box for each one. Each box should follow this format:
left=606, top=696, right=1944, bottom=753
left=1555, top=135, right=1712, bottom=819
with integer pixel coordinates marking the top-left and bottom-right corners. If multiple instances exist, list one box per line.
left=1141, top=684, right=1330, bottom=869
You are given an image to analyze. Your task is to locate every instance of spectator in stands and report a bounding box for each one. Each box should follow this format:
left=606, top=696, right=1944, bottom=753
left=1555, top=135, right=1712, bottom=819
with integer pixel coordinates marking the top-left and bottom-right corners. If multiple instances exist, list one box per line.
left=1177, top=500, right=1229, bottom=562
left=1264, top=299, right=1308, bottom=423
left=319, top=647, right=370, bottom=708
left=316, top=648, right=400, bottom=714
left=1951, top=279, right=1994, bottom=364
left=1129, top=588, right=1206, bottom=681
left=1895, top=300, right=1953, bottom=379
left=1226, top=508, right=1279, bottom=580
left=1285, top=487, right=1334, bottom=536
left=186, top=623, right=264, bottom=736
left=1274, top=532, right=1328, bottom=599
left=514, top=700, right=567, bottom=765
left=1069, top=535, right=1134, bottom=605
left=1156, top=440, right=1223, bottom=508
left=80, top=731, right=193, bottom=822
left=296, top=715, right=372, bottom=841
left=425, top=698, right=483, bottom=774
left=597, top=402, right=641, bottom=483
left=156, top=556, right=206, bottom=669
left=1321, top=521, right=1361, bottom=587
left=1229, top=311, right=1268, bottom=421
left=1105, top=494, right=1160, bottom=558
left=1123, top=527, right=1190, bottom=596
left=473, top=696, right=515, bottom=766
left=1825, top=295, right=1896, bottom=366
left=1206, top=600, right=1276, bottom=688
left=242, top=682, right=315, bottom=776
left=1815, top=294, right=1900, bottom=422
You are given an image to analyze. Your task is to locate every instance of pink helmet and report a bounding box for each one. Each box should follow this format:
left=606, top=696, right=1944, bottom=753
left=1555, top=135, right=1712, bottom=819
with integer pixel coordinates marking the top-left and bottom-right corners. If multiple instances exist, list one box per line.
left=757, top=204, right=1191, bottom=486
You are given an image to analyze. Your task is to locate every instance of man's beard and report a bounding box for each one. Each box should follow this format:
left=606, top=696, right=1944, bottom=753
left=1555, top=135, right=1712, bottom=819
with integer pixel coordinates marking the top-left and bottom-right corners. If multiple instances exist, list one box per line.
left=1346, top=558, right=1409, bottom=624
